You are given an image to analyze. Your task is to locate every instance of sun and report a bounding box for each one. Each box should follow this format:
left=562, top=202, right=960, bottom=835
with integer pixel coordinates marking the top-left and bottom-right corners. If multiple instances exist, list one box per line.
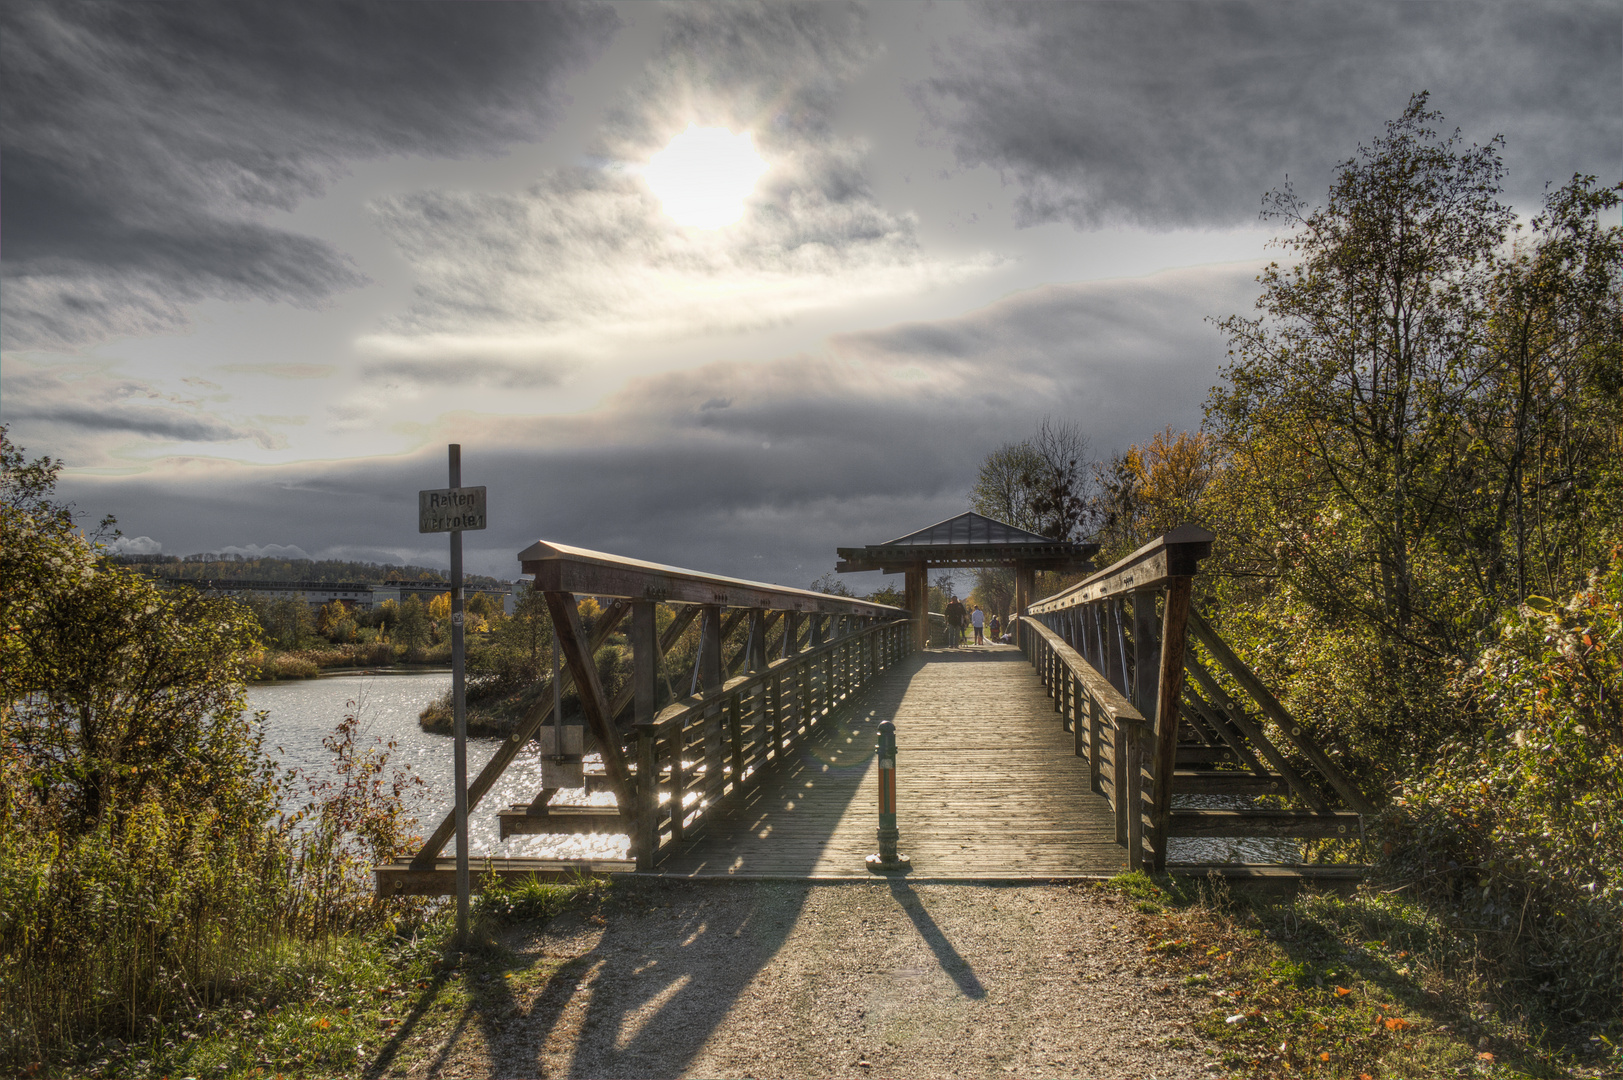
left=644, top=124, right=769, bottom=229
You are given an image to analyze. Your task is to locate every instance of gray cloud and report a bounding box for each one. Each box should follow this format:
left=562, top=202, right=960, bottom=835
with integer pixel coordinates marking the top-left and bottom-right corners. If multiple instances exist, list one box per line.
left=57, top=264, right=1258, bottom=583
left=1, top=2, right=619, bottom=349
left=362, top=359, right=563, bottom=390
left=2, top=364, right=287, bottom=451
left=920, top=2, right=1621, bottom=229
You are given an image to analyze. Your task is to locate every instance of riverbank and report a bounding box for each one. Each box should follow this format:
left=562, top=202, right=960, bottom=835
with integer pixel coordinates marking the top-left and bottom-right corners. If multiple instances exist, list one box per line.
left=248, top=642, right=451, bottom=682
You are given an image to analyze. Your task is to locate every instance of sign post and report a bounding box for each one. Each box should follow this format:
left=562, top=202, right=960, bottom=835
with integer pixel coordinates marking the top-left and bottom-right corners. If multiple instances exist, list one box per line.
left=419, top=449, right=486, bottom=944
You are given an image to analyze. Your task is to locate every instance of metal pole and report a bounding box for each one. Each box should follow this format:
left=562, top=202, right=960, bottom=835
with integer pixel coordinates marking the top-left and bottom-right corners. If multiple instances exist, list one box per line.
left=866, top=719, right=910, bottom=872
left=449, top=445, right=469, bottom=944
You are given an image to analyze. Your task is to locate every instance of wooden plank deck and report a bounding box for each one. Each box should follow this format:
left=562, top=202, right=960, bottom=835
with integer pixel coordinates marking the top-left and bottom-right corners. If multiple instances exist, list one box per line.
left=649, top=645, right=1129, bottom=879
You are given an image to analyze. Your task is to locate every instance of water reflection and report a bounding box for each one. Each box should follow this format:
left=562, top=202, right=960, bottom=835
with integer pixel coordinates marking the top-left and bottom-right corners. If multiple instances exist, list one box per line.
left=248, top=672, right=628, bottom=860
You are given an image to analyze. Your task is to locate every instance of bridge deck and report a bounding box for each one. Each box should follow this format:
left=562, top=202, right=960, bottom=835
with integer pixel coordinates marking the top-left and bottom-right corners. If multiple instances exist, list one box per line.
left=649, top=645, right=1128, bottom=879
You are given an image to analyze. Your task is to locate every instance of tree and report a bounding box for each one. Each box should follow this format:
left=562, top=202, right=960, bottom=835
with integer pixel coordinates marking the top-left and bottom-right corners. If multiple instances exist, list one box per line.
left=1, top=431, right=266, bottom=834
left=969, top=418, right=1093, bottom=541
left=395, top=595, right=431, bottom=651
left=1209, top=93, right=1514, bottom=652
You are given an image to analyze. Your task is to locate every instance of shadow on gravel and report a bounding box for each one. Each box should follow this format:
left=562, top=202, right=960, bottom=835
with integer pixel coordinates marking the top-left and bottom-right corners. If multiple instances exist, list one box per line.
left=886, top=879, right=986, bottom=999
left=506, top=881, right=812, bottom=1078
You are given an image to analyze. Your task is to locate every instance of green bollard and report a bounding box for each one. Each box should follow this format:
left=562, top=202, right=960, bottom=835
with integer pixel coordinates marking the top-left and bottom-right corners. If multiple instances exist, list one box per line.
left=866, top=719, right=911, bottom=872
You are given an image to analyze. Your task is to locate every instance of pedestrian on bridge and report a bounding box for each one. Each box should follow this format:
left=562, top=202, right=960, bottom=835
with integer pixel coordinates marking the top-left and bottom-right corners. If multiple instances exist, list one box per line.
left=971, top=604, right=985, bottom=644
left=945, top=596, right=965, bottom=646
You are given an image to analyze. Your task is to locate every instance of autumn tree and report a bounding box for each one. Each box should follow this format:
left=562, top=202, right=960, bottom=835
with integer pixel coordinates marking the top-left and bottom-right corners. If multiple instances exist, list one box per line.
left=1091, top=427, right=1218, bottom=563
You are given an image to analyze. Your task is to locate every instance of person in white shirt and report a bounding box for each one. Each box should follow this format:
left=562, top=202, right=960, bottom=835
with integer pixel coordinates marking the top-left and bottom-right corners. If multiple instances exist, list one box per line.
left=971, top=604, right=985, bottom=645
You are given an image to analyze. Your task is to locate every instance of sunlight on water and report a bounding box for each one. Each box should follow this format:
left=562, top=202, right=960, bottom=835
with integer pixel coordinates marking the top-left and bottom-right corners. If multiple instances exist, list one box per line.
left=248, top=672, right=629, bottom=860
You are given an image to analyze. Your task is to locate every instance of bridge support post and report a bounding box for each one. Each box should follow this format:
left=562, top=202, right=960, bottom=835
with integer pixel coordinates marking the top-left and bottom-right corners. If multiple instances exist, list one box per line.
left=630, top=600, right=659, bottom=870
left=905, top=562, right=928, bottom=651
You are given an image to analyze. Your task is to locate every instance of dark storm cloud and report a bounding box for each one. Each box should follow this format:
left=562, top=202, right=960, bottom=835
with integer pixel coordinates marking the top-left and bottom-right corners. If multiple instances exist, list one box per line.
left=0, top=1, right=620, bottom=349
left=57, top=265, right=1258, bottom=583
left=921, top=1, right=1620, bottom=228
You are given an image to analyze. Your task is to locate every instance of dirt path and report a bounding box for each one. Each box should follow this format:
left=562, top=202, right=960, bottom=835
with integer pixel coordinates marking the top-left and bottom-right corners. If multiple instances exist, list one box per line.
left=386, top=880, right=1219, bottom=1079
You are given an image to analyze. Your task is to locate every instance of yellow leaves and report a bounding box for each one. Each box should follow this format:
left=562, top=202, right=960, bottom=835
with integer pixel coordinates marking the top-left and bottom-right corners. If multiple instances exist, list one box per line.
left=1383, top=1016, right=1411, bottom=1031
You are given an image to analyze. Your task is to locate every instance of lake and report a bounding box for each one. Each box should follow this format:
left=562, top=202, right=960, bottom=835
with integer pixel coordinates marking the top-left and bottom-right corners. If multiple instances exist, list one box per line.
left=249, top=671, right=627, bottom=861
left=250, top=671, right=1296, bottom=866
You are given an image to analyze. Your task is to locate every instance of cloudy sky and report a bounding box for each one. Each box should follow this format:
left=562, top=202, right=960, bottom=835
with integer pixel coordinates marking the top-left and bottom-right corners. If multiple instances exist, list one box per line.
left=3, top=1, right=1617, bottom=586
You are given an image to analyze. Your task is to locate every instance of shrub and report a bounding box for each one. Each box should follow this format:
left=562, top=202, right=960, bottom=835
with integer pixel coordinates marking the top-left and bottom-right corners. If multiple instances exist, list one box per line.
left=1381, top=548, right=1623, bottom=1021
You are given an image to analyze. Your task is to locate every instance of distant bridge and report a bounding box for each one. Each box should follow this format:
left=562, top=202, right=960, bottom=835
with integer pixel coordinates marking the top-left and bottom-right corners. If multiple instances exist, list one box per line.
left=376, top=516, right=1373, bottom=895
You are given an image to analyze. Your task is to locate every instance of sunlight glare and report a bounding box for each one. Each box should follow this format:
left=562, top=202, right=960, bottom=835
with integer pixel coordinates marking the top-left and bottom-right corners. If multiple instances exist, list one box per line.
left=644, top=125, right=769, bottom=229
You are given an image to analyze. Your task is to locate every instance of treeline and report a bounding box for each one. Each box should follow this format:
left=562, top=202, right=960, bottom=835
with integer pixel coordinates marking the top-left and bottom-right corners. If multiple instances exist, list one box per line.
left=112, top=551, right=507, bottom=589
left=974, top=96, right=1622, bottom=1027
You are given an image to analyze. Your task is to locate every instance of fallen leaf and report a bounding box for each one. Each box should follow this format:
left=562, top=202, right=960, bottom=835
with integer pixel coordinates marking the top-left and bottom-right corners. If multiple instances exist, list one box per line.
left=1478, top=1052, right=1494, bottom=1062
left=1225, top=1014, right=1246, bottom=1025
left=1319, top=1052, right=1330, bottom=1062
left=1334, top=986, right=1353, bottom=997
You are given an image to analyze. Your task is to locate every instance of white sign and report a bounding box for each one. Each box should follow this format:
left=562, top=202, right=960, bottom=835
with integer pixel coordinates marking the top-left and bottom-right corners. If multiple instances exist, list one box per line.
left=418, top=486, right=487, bottom=533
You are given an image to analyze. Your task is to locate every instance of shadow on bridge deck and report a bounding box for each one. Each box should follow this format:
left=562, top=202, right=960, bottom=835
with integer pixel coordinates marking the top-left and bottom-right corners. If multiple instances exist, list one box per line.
left=648, top=644, right=1128, bottom=879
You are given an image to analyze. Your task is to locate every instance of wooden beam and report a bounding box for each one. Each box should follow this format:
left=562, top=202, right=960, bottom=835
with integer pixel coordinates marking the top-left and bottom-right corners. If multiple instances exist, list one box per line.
left=1148, top=576, right=1193, bottom=871
left=1184, top=654, right=1331, bottom=813
left=522, top=538, right=905, bottom=616
left=410, top=599, right=629, bottom=868
left=1187, top=609, right=1376, bottom=814
left=544, top=590, right=636, bottom=809
left=1028, top=524, right=1213, bottom=614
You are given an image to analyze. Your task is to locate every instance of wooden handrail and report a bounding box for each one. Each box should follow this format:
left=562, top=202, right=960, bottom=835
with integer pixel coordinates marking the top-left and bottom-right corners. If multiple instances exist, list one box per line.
left=1019, top=616, right=1146, bottom=730
left=633, top=621, right=898, bottom=736
left=1027, top=525, right=1213, bottom=613
left=520, top=538, right=907, bottom=616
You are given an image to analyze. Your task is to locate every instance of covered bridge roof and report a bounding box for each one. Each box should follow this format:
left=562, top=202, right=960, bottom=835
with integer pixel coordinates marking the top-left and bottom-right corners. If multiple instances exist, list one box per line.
left=836, top=512, right=1099, bottom=573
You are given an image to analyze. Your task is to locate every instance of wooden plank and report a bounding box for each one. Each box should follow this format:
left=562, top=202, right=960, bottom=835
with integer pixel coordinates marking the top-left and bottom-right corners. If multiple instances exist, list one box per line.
left=497, top=805, right=626, bottom=837
left=1169, top=810, right=1363, bottom=838
left=1187, top=608, right=1376, bottom=814
left=1171, top=771, right=1289, bottom=796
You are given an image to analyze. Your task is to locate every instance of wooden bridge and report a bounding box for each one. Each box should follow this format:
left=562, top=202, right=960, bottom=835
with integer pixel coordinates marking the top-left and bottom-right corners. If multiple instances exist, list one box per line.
left=376, top=522, right=1373, bottom=896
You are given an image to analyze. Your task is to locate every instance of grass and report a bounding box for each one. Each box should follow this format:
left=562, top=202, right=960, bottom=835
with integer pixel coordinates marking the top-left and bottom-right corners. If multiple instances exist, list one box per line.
left=1103, top=872, right=1622, bottom=1080
left=21, top=874, right=608, bottom=1080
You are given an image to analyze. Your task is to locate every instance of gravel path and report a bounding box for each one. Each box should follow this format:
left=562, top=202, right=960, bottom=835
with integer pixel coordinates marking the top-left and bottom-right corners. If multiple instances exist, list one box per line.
left=404, top=880, right=1218, bottom=1079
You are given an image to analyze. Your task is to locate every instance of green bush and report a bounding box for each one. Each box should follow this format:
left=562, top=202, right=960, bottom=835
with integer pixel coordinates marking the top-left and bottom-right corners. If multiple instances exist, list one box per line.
left=1380, top=548, right=1623, bottom=1020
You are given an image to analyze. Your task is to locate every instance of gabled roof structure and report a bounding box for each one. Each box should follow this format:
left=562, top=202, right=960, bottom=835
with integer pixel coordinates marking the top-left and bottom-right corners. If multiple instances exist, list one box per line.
left=836, top=511, right=1098, bottom=573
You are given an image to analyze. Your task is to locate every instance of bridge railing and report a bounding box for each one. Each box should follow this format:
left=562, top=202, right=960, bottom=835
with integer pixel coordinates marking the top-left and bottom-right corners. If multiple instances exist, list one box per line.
left=1018, top=525, right=1375, bottom=871
left=378, top=541, right=909, bottom=895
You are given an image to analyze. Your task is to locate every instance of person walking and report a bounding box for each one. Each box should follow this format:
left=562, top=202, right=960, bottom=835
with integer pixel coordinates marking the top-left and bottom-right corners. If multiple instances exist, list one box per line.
left=971, top=604, right=985, bottom=645
left=945, top=596, right=965, bottom=647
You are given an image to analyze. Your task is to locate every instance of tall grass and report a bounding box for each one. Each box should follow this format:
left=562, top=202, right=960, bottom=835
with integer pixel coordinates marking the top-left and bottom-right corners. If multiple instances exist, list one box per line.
left=0, top=705, right=430, bottom=1072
